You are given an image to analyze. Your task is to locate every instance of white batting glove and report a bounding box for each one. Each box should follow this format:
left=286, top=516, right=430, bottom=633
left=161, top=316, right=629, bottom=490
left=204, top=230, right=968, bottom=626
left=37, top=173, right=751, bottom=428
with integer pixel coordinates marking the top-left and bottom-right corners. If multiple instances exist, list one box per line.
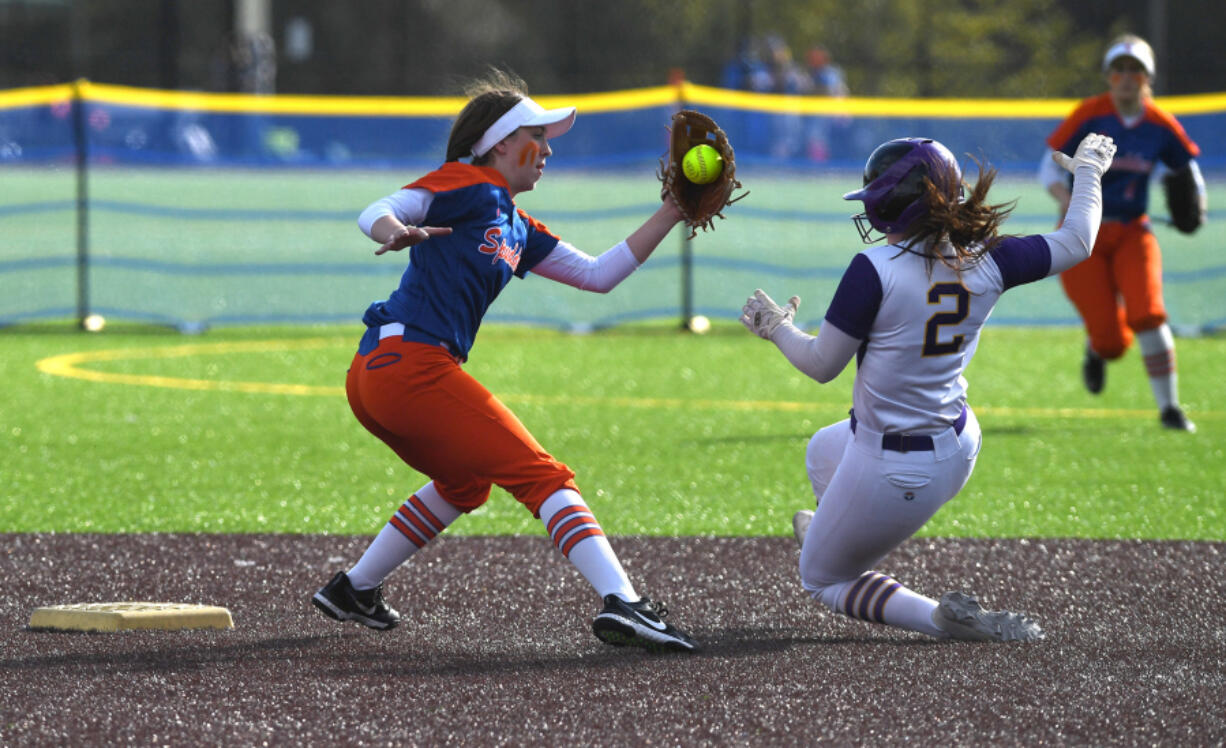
left=1051, top=133, right=1117, bottom=178
left=740, top=289, right=801, bottom=340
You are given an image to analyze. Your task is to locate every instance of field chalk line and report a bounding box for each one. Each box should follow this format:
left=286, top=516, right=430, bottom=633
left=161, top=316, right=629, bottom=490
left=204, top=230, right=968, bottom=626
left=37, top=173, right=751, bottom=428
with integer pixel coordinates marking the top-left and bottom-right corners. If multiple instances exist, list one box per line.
left=35, top=338, right=1208, bottom=420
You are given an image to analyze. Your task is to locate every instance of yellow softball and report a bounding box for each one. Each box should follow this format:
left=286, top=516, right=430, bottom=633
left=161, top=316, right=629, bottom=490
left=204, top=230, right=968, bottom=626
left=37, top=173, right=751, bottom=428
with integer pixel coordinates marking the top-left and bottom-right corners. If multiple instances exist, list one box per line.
left=682, top=144, right=723, bottom=185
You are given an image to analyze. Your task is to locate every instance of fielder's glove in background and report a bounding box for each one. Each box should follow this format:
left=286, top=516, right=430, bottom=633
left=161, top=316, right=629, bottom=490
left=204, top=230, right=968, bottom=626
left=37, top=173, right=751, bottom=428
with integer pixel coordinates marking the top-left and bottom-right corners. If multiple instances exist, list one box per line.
left=659, top=109, right=747, bottom=239
left=1162, top=164, right=1206, bottom=234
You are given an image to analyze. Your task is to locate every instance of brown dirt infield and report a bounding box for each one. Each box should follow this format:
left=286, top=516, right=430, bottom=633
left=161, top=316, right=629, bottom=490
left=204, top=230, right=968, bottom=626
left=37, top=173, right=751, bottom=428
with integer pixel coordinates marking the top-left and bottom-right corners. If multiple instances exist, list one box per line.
left=1, top=532, right=1223, bottom=745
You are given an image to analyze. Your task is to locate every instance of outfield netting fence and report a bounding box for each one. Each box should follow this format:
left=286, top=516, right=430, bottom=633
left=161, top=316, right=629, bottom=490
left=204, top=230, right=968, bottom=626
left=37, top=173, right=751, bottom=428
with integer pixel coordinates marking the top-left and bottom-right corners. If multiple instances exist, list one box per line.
left=2, top=81, right=1224, bottom=334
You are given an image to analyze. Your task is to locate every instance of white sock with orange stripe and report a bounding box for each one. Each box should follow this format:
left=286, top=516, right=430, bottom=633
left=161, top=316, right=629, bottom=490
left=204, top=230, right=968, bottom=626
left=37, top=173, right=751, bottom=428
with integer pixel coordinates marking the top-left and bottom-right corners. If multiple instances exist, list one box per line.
left=347, top=481, right=460, bottom=590
left=539, top=489, right=637, bottom=601
left=1137, top=323, right=1178, bottom=411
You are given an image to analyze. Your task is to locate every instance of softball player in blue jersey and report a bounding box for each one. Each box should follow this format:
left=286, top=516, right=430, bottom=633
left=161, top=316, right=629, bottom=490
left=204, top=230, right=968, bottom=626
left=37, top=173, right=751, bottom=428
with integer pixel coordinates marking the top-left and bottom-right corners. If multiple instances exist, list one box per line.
left=1039, top=34, right=1203, bottom=432
left=741, top=132, right=1117, bottom=642
left=312, top=69, right=696, bottom=652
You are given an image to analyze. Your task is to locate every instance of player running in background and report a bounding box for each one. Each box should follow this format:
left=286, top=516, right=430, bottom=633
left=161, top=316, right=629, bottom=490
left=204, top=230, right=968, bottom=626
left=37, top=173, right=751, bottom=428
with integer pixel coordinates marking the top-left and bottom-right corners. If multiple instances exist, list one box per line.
left=311, top=69, right=696, bottom=653
left=742, top=132, right=1116, bottom=642
left=1039, top=34, right=1205, bottom=431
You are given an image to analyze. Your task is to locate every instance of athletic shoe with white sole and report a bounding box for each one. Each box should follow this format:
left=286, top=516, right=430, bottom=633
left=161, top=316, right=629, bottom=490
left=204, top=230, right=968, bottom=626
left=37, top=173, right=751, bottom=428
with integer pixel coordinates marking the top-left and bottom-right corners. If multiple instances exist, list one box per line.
left=312, top=571, right=400, bottom=630
left=592, top=595, right=697, bottom=653
left=1159, top=405, right=1196, bottom=433
left=933, top=591, right=1044, bottom=642
left=793, top=509, right=814, bottom=548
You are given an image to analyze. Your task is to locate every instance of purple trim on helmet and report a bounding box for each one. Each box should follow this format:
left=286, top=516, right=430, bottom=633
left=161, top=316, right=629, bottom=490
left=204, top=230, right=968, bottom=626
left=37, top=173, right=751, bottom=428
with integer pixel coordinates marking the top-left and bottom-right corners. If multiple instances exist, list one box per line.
left=843, top=138, right=962, bottom=236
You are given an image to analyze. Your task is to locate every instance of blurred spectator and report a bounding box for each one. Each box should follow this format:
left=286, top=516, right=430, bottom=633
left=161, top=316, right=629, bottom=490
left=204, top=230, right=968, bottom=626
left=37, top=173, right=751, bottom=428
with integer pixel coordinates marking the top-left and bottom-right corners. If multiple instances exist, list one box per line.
left=762, top=34, right=806, bottom=159
left=764, top=34, right=809, bottom=95
left=723, top=35, right=850, bottom=162
left=803, top=45, right=851, bottom=162
left=721, top=36, right=772, bottom=92
left=720, top=36, right=773, bottom=155
left=804, top=46, right=849, bottom=97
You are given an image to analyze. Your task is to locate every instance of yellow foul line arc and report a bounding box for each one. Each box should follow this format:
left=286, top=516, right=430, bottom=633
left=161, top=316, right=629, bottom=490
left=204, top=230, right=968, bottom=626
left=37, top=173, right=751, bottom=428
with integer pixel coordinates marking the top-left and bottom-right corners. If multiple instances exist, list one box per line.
left=36, top=338, right=346, bottom=397
left=34, top=338, right=1197, bottom=420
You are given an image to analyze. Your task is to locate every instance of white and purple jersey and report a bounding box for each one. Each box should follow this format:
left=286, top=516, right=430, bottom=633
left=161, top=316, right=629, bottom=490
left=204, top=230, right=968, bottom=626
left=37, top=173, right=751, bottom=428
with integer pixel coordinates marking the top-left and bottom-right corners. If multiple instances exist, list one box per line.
left=770, top=159, right=1101, bottom=436
left=824, top=235, right=1056, bottom=435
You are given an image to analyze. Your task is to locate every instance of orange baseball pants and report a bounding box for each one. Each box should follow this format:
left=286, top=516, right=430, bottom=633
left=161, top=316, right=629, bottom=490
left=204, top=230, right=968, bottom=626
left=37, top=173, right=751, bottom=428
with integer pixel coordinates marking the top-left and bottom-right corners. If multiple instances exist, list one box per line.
left=346, top=336, right=578, bottom=516
left=1059, top=217, right=1166, bottom=360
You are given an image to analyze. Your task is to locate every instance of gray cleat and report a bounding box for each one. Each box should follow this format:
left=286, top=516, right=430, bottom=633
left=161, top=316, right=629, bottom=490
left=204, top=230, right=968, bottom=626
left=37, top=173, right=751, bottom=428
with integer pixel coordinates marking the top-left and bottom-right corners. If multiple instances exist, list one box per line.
left=933, top=591, right=1044, bottom=642
left=792, top=510, right=814, bottom=548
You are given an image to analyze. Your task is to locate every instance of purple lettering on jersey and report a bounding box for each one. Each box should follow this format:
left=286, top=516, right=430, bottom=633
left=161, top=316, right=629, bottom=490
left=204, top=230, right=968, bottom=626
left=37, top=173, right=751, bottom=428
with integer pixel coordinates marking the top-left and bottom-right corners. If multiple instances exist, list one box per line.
left=988, top=235, right=1052, bottom=290
left=824, top=252, right=883, bottom=340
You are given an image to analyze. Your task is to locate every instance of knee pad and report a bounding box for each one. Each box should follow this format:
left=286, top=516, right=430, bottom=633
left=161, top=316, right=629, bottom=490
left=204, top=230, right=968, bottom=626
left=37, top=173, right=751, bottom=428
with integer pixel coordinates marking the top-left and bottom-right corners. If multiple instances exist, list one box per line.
left=433, top=480, right=492, bottom=513
left=805, top=423, right=847, bottom=501
left=1093, top=339, right=1130, bottom=360
left=1128, top=313, right=1167, bottom=334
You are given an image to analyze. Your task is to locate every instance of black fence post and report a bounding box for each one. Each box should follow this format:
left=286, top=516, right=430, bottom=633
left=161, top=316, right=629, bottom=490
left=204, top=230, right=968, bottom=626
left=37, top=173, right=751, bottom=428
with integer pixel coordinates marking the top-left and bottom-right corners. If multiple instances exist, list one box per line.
left=72, top=79, right=90, bottom=330
left=672, top=74, right=694, bottom=331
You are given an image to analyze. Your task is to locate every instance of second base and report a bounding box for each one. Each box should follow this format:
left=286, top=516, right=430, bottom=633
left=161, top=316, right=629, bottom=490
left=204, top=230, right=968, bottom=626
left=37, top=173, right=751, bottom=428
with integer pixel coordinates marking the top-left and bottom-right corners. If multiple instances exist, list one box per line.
left=28, top=602, right=234, bottom=632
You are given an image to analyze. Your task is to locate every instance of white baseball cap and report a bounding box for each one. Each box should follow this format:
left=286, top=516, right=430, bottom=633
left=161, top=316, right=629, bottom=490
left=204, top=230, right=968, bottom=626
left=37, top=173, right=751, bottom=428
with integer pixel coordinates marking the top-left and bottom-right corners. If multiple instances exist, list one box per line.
left=471, top=97, right=577, bottom=158
left=1103, top=38, right=1155, bottom=76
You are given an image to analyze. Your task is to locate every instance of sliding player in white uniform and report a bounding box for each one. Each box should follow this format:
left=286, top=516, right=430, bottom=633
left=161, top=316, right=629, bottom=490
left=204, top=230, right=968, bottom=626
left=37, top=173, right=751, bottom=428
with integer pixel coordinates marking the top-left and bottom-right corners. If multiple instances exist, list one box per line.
left=741, top=132, right=1116, bottom=641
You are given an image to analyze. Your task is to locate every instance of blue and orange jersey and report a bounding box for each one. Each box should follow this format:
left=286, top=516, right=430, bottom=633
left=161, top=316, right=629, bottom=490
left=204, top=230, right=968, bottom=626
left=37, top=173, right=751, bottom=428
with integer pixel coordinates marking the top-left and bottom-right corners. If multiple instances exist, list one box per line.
left=373, top=162, right=561, bottom=360
left=1047, top=93, right=1199, bottom=222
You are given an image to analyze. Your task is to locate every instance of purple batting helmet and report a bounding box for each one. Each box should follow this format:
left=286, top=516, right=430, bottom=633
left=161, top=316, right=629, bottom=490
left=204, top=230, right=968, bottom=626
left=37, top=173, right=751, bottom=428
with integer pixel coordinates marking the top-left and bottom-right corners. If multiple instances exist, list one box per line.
left=842, top=137, right=963, bottom=243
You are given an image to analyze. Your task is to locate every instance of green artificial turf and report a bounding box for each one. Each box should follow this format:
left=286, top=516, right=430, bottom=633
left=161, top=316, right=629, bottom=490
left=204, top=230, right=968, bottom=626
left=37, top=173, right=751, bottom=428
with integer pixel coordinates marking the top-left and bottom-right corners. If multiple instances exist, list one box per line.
left=2, top=321, right=1221, bottom=539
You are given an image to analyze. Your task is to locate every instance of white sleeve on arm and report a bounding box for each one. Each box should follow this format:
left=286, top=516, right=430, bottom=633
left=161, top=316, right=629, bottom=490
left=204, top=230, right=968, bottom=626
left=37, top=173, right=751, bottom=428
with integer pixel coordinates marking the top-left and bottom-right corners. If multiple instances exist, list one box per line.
left=1041, top=161, right=1104, bottom=276
left=530, top=240, right=640, bottom=293
left=357, top=188, right=432, bottom=240
left=1038, top=148, right=1068, bottom=190
left=1188, top=159, right=1208, bottom=203
left=769, top=319, right=861, bottom=384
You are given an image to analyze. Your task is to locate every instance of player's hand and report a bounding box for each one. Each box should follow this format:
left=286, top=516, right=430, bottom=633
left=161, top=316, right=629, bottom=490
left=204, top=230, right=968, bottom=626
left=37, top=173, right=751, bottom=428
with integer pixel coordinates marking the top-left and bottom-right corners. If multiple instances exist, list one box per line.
left=740, top=289, right=800, bottom=340
left=1051, top=133, right=1117, bottom=178
left=375, top=226, right=453, bottom=255
left=660, top=193, right=684, bottom=224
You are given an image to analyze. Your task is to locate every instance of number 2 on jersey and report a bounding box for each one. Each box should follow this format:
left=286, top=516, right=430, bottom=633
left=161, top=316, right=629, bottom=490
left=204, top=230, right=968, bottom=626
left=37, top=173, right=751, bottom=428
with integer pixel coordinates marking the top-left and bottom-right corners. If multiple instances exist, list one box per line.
left=922, top=282, right=969, bottom=356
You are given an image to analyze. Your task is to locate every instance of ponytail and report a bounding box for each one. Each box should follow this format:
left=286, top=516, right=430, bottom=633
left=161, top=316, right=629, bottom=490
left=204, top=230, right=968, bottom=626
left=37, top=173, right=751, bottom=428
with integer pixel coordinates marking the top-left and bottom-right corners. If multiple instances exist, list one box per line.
left=900, top=158, right=1016, bottom=272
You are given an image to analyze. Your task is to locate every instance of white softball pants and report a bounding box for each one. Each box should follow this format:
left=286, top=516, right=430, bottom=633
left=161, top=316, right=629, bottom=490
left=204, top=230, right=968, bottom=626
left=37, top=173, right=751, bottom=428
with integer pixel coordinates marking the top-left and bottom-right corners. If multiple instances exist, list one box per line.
left=798, top=408, right=982, bottom=636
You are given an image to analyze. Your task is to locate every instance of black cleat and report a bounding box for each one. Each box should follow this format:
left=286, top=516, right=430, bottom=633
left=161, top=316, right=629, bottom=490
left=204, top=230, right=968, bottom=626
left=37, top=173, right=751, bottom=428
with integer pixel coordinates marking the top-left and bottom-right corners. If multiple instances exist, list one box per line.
left=1082, top=348, right=1105, bottom=394
left=592, top=595, right=697, bottom=653
left=312, top=571, right=400, bottom=630
left=1159, top=406, right=1197, bottom=433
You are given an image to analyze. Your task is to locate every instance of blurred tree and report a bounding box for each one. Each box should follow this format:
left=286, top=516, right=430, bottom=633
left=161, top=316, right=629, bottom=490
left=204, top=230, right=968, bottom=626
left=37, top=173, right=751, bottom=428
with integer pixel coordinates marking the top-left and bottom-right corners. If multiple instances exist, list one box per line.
left=753, top=0, right=1118, bottom=98
left=1, top=0, right=1223, bottom=97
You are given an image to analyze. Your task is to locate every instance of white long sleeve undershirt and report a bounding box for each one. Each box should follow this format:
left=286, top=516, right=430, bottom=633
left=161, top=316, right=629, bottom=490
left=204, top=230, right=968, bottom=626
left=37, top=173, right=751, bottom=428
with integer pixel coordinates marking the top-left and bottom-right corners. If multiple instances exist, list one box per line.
left=357, top=187, right=641, bottom=292
left=771, top=319, right=861, bottom=384
left=1042, top=160, right=1105, bottom=274
left=1037, top=148, right=1068, bottom=191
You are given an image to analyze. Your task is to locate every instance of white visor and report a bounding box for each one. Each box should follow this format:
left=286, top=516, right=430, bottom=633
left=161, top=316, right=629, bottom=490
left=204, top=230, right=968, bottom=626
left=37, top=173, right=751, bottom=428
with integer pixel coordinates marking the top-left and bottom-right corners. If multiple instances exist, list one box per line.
left=471, top=97, right=577, bottom=159
left=1103, top=40, right=1154, bottom=76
